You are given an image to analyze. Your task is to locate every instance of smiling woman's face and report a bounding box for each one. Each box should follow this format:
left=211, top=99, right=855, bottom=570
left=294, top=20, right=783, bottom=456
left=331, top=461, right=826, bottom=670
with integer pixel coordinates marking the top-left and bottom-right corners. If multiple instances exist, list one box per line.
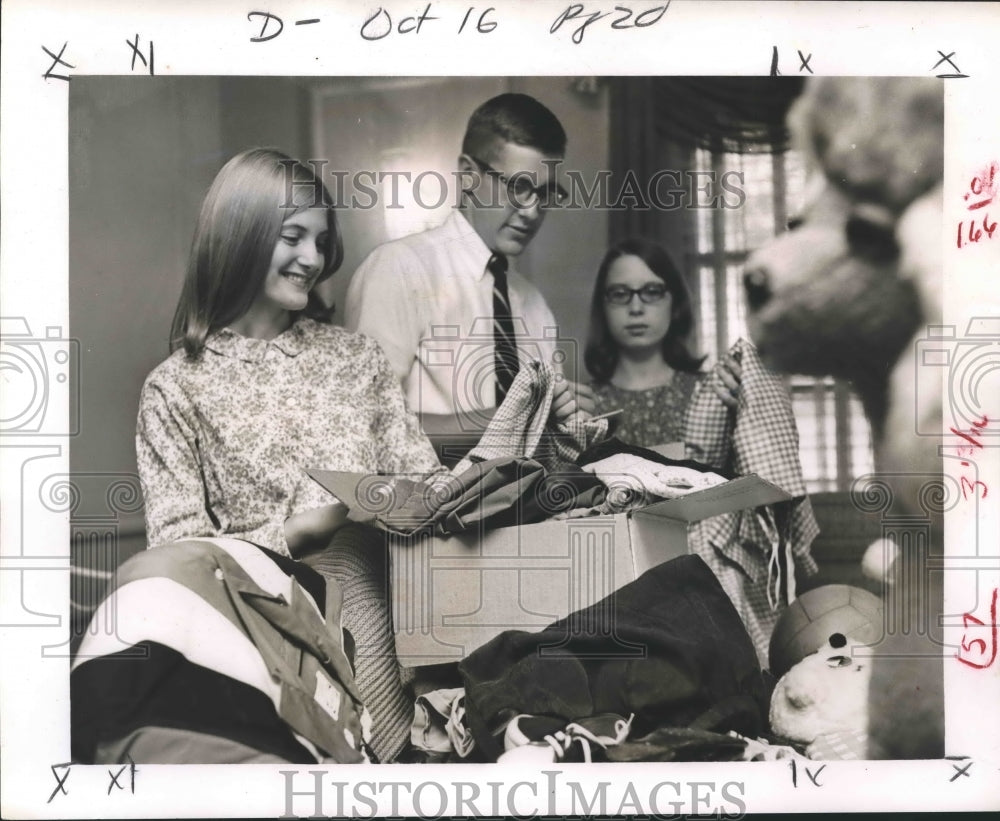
left=603, top=254, right=673, bottom=356
left=237, top=207, right=329, bottom=338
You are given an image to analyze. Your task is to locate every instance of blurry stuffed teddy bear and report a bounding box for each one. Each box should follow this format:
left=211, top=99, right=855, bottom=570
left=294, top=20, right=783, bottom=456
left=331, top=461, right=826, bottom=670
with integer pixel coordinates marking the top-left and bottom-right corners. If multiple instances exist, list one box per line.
left=743, top=77, right=943, bottom=474
left=743, top=77, right=946, bottom=759
left=769, top=633, right=871, bottom=760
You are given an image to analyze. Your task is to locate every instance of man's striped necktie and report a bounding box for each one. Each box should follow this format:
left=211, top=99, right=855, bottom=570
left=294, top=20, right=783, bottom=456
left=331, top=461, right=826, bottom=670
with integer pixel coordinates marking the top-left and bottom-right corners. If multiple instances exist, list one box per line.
left=489, top=252, right=518, bottom=403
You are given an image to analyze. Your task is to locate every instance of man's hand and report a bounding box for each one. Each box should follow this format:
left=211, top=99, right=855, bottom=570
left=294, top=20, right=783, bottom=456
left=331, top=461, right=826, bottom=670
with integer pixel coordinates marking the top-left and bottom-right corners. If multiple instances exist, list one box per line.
left=711, top=353, right=742, bottom=409
left=551, top=379, right=597, bottom=425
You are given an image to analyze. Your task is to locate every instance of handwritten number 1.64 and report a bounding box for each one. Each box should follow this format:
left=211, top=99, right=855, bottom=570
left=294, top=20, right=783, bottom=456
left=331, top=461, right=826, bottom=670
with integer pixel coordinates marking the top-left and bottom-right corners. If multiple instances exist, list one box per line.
left=957, top=161, right=998, bottom=249
left=957, top=215, right=998, bottom=248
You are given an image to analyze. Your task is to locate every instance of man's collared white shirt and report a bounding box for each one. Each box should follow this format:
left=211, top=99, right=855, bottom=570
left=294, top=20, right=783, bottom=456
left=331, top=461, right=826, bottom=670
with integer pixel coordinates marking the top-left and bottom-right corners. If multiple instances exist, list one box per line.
left=345, top=210, right=560, bottom=416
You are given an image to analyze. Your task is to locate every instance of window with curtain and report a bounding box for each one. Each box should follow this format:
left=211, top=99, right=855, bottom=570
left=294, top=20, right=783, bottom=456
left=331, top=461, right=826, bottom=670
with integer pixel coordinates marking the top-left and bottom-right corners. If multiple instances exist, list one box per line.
left=690, top=144, right=874, bottom=492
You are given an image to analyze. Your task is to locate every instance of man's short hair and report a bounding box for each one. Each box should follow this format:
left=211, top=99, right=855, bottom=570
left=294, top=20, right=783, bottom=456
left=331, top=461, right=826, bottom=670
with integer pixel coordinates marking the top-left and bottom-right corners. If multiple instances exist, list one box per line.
left=462, top=93, right=567, bottom=159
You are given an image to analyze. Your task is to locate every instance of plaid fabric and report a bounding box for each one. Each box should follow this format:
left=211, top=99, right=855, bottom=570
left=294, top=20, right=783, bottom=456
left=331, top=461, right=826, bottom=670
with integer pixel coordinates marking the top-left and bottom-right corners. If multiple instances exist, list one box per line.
left=684, top=338, right=819, bottom=667
left=806, top=729, right=868, bottom=760
left=453, top=359, right=608, bottom=475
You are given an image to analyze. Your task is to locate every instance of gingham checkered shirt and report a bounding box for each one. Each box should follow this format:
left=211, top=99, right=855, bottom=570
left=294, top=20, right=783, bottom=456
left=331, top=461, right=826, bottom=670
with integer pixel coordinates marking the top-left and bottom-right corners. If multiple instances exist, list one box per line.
left=684, top=338, right=819, bottom=664
left=453, top=359, right=608, bottom=475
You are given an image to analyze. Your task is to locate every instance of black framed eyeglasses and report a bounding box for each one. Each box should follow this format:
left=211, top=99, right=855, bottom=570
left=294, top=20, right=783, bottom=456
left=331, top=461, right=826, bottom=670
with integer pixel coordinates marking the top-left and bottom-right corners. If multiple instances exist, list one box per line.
left=467, top=155, right=569, bottom=210
left=604, top=283, right=670, bottom=305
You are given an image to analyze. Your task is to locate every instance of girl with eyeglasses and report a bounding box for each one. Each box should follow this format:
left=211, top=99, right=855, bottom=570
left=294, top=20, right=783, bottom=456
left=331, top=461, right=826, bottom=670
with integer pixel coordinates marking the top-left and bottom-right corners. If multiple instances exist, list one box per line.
left=584, top=238, right=739, bottom=446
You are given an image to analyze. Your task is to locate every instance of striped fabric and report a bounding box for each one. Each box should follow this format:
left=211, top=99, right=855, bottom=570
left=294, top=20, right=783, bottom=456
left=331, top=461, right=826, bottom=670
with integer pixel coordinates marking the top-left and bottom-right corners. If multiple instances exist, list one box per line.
left=71, top=538, right=373, bottom=765
left=684, top=338, right=820, bottom=669
left=298, top=524, right=416, bottom=763
left=489, top=252, right=519, bottom=402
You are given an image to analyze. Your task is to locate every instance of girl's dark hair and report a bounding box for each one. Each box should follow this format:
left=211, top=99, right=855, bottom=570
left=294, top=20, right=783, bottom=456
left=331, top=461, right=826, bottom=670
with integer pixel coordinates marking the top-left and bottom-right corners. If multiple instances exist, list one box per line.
left=170, top=148, right=343, bottom=358
left=584, top=238, right=706, bottom=384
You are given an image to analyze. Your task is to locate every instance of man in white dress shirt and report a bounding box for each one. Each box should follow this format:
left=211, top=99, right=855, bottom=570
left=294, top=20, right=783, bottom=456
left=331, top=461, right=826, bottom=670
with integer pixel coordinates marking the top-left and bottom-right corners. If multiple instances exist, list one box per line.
left=345, top=93, right=594, bottom=462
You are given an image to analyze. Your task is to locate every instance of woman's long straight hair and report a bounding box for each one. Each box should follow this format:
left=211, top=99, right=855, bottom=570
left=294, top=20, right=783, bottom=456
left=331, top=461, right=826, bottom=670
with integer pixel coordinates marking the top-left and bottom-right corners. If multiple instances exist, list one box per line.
left=584, top=237, right=705, bottom=384
left=170, top=148, right=344, bottom=358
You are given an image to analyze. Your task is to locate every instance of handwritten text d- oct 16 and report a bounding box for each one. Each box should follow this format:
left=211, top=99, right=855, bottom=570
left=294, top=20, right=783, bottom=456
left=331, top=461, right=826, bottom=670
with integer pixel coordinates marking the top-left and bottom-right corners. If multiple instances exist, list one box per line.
left=246, top=3, right=672, bottom=44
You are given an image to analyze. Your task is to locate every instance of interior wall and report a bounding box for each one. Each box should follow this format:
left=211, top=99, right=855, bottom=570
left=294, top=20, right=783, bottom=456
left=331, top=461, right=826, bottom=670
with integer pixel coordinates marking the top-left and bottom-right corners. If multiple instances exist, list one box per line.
left=70, top=77, right=225, bottom=551
left=512, top=77, right=611, bottom=361
left=219, top=76, right=312, bottom=163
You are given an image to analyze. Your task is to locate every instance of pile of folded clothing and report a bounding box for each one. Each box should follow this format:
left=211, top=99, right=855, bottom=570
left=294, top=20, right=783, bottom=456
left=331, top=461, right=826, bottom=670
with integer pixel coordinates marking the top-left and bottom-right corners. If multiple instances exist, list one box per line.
left=402, top=554, right=793, bottom=764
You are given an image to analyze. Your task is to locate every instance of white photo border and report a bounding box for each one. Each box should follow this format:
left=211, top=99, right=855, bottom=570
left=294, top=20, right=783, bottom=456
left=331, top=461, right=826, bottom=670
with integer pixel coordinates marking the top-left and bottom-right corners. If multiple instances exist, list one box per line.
left=2, top=0, right=999, bottom=817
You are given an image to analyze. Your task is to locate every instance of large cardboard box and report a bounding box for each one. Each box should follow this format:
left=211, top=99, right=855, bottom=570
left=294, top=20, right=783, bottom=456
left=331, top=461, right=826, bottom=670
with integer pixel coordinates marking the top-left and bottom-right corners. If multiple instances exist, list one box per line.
left=309, top=469, right=791, bottom=667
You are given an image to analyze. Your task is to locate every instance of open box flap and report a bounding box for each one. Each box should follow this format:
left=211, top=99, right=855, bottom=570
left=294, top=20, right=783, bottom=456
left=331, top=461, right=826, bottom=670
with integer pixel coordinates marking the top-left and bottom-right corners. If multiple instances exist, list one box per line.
left=306, top=469, right=379, bottom=523
left=633, top=474, right=792, bottom=524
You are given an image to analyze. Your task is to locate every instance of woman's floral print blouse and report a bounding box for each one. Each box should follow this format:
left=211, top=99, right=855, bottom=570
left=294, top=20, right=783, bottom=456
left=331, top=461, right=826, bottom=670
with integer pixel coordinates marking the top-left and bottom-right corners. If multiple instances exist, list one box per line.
left=136, top=318, right=441, bottom=557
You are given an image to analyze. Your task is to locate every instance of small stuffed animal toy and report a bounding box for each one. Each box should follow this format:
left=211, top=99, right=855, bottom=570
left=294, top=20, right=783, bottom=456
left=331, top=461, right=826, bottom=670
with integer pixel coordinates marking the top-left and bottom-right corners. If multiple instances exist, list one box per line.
left=769, top=633, right=871, bottom=760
